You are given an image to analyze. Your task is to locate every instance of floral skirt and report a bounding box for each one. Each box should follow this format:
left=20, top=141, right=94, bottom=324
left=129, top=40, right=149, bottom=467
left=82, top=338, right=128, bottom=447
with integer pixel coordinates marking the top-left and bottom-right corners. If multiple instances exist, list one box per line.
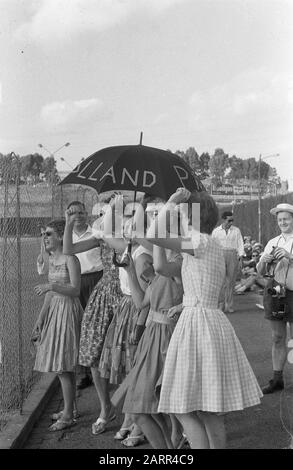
left=79, top=268, right=123, bottom=368
left=98, top=295, right=139, bottom=385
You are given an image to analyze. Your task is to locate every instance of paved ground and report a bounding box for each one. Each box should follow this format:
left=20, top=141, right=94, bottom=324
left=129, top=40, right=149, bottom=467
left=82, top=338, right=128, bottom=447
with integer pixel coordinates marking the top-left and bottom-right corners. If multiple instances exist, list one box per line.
left=23, top=291, right=293, bottom=450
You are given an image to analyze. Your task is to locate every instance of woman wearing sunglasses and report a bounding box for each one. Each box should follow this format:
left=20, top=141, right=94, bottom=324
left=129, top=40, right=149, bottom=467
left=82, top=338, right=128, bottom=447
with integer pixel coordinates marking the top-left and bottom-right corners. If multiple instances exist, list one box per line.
left=32, top=219, right=83, bottom=431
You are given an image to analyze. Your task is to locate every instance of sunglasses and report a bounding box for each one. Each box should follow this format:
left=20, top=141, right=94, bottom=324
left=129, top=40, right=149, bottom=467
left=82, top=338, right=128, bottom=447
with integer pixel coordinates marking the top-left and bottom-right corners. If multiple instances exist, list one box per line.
left=41, top=231, right=54, bottom=237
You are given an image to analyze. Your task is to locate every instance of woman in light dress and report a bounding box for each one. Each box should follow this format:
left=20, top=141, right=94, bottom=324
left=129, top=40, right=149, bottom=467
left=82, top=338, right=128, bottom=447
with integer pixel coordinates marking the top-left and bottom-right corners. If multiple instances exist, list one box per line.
left=145, top=188, right=263, bottom=449
left=33, top=219, right=83, bottom=431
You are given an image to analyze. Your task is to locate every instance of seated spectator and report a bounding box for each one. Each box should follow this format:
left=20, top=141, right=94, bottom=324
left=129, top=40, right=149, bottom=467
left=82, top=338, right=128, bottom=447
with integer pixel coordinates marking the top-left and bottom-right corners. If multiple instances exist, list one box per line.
left=235, top=250, right=267, bottom=294
left=243, top=235, right=252, bottom=244
left=242, top=243, right=253, bottom=268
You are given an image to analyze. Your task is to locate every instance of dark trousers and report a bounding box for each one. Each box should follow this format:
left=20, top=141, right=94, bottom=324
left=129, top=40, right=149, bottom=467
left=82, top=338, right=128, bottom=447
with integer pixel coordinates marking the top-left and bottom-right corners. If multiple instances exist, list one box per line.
left=79, top=270, right=103, bottom=310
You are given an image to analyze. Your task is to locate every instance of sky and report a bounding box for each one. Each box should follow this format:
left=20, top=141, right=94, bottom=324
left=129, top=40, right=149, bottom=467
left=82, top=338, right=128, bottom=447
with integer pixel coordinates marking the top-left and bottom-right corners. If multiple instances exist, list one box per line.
left=0, top=0, right=292, bottom=187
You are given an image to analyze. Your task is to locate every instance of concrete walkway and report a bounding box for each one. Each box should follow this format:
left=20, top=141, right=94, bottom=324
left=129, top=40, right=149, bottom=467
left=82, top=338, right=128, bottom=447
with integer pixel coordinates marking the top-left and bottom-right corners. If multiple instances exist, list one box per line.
left=18, top=292, right=293, bottom=449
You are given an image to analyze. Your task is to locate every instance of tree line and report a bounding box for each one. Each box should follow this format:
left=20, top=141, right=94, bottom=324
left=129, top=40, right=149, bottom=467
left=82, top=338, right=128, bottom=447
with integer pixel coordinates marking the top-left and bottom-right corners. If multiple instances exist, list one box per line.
left=0, top=153, right=59, bottom=184
left=0, top=148, right=280, bottom=187
left=174, top=147, right=280, bottom=187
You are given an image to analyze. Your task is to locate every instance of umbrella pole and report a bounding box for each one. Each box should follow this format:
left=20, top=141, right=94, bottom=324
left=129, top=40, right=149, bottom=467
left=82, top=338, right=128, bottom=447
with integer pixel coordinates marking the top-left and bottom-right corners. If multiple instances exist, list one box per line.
left=139, top=131, right=143, bottom=145
left=127, top=189, right=137, bottom=254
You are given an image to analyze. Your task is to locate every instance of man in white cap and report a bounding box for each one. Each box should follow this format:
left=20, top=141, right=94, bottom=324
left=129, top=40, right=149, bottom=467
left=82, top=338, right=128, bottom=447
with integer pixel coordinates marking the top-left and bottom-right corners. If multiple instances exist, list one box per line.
left=257, top=203, right=293, bottom=394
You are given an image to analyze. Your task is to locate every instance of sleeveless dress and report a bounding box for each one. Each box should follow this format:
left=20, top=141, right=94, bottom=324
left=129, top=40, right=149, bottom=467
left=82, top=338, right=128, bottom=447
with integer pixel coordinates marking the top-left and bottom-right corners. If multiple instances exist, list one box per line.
left=112, top=271, right=183, bottom=414
left=78, top=244, right=122, bottom=368
left=34, top=256, right=83, bottom=373
left=98, top=245, right=152, bottom=385
left=158, top=231, right=263, bottom=414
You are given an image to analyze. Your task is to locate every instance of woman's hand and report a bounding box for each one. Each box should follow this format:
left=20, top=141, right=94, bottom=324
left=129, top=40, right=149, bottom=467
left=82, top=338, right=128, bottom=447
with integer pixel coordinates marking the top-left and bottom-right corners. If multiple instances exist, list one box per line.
left=168, top=187, right=191, bottom=205
left=122, top=253, right=136, bottom=272
left=167, top=303, right=183, bottom=320
left=34, top=283, right=52, bottom=296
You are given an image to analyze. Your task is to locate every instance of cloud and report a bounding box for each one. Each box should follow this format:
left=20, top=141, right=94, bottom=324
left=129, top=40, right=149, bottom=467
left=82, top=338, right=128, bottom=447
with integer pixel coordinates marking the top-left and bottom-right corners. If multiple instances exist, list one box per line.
left=188, top=69, right=293, bottom=136
left=15, top=0, right=186, bottom=45
left=40, top=98, right=111, bottom=133
left=153, top=112, right=170, bottom=125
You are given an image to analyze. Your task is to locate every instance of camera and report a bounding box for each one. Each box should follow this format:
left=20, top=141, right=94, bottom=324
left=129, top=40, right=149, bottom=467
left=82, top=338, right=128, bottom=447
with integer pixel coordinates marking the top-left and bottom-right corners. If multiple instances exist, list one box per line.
left=267, top=283, right=286, bottom=298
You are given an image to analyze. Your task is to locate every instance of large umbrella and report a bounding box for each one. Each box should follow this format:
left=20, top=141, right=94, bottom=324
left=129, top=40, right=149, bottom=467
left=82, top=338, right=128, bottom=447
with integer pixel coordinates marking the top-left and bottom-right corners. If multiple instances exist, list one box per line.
left=60, top=144, right=205, bottom=266
left=59, top=144, right=205, bottom=199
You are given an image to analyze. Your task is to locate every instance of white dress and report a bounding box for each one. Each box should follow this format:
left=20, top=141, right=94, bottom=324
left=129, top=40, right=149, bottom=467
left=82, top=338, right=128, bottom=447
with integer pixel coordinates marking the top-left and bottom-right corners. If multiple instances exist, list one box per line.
left=158, top=231, right=263, bottom=413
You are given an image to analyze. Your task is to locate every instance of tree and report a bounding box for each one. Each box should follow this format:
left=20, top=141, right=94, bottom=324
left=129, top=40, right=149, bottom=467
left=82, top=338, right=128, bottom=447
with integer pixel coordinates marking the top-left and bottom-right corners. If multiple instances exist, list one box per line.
left=20, top=153, right=44, bottom=183
left=41, top=156, right=59, bottom=183
left=209, top=148, right=229, bottom=186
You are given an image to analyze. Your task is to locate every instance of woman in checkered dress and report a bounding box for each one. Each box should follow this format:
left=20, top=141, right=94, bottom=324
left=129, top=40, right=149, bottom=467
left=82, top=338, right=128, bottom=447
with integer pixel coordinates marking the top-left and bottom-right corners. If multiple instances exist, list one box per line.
left=146, top=188, right=263, bottom=449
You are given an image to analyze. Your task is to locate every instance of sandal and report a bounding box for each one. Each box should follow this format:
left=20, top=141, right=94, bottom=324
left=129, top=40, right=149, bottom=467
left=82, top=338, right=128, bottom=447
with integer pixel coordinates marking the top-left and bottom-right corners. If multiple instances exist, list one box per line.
left=92, top=412, right=116, bottom=435
left=114, top=425, right=133, bottom=440
left=121, top=434, right=146, bottom=447
left=49, top=418, right=76, bottom=432
left=51, top=410, right=79, bottom=421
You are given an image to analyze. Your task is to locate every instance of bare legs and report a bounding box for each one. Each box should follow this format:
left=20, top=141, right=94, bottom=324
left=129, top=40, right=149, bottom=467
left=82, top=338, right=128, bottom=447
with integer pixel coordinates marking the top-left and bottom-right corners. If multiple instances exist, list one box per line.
left=270, top=321, right=288, bottom=371
left=132, top=413, right=172, bottom=449
left=91, top=367, right=114, bottom=419
left=175, top=411, right=226, bottom=449
left=198, top=412, right=226, bottom=449
left=57, top=372, right=76, bottom=420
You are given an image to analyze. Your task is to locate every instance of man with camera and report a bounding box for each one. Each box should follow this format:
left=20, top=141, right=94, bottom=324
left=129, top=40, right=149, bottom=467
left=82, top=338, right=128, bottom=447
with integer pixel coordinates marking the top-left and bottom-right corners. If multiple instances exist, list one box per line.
left=257, top=203, right=293, bottom=394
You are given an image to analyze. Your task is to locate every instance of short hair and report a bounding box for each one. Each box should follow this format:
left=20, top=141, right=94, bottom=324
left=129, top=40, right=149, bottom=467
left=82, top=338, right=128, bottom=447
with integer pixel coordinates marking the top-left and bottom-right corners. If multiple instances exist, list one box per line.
left=46, top=219, right=66, bottom=238
left=67, top=201, right=86, bottom=211
left=221, top=211, right=233, bottom=219
left=188, top=191, right=219, bottom=234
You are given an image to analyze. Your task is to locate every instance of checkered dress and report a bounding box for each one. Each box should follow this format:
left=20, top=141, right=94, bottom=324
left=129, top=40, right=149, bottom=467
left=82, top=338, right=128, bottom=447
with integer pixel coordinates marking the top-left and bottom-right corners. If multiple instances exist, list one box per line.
left=158, top=232, right=263, bottom=413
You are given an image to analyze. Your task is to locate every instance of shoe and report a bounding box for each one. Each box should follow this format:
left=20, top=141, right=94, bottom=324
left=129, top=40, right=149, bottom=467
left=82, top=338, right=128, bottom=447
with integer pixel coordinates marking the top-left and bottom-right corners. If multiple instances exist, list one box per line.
left=114, top=425, right=133, bottom=440
left=226, top=308, right=235, bottom=313
left=121, top=434, right=146, bottom=447
left=49, top=418, right=76, bottom=432
left=77, top=375, right=92, bottom=390
left=51, top=410, right=79, bottom=421
left=262, top=379, right=284, bottom=394
left=92, top=412, right=116, bottom=435
left=256, top=303, right=264, bottom=310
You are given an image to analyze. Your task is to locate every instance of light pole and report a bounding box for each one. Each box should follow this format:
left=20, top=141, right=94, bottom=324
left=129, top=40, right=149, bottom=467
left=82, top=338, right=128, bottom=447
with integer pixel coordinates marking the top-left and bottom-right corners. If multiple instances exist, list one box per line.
left=258, top=153, right=279, bottom=244
left=38, top=142, right=70, bottom=217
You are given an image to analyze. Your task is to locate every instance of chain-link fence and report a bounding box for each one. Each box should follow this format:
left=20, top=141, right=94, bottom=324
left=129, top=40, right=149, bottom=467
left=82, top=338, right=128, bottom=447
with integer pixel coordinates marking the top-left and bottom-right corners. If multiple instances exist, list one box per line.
left=0, top=153, right=99, bottom=429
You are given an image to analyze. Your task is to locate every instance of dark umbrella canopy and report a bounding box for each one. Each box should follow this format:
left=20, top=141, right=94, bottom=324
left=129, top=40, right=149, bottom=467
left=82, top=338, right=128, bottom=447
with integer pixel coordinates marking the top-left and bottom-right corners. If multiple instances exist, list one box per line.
left=59, top=145, right=205, bottom=199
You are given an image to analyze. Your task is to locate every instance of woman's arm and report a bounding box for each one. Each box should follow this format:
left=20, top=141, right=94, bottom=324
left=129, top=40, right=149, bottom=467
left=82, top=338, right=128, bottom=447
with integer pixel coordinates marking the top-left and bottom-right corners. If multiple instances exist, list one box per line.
left=32, top=291, right=54, bottom=333
left=34, top=256, right=81, bottom=298
left=124, top=255, right=151, bottom=309
left=153, top=245, right=181, bottom=278
left=101, top=195, right=127, bottom=253
left=63, top=210, right=100, bottom=254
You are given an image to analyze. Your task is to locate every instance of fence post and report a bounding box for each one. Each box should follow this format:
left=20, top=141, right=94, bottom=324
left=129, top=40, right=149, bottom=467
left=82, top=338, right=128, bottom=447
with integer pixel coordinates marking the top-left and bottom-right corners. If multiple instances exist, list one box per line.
left=14, top=154, right=24, bottom=413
